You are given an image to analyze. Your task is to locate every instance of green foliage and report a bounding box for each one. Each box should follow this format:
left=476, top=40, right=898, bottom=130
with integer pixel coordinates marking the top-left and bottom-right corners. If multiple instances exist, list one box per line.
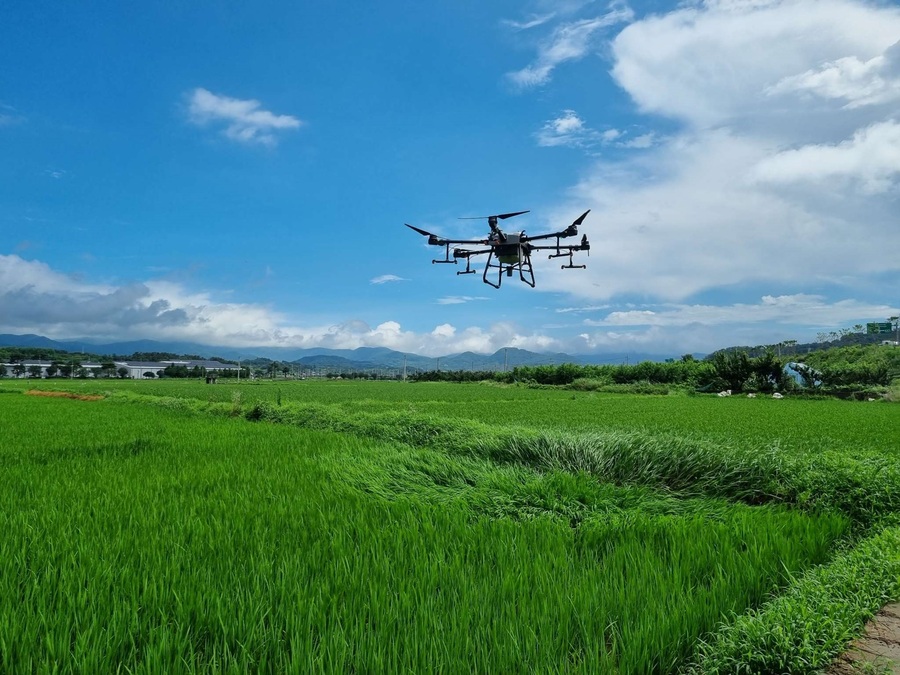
left=798, top=344, right=900, bottom=389
left=0, top=394, right=851, bottom=673
left=690, top=526, right=900, bottom=673
left=3, top=379, right=900, bottom=672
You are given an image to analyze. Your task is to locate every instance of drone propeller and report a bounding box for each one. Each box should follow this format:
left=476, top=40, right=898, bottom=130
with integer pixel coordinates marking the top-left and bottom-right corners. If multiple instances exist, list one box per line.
left=405, top=223, right=434, bottom=237
left=563, top=209, right=592, bottom=237
left=405, top=223, right=447, bottom=247
left=458, top=210, right=530, bottom=222
left=572, top=209, right=590, bottom=227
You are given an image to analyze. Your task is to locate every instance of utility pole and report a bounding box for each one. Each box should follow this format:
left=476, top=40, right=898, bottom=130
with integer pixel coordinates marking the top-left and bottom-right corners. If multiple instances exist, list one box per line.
left=402, top=355, right=407, bottom=381
left=891, top=316, right=900, bottom=345
left=504, top=348, right=508, bottom=372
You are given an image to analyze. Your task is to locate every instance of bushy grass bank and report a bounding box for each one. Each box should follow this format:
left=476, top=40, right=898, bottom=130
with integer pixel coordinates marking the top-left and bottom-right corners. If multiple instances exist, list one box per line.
left=691, top=525, right=900, bottom=673
left=112, top=392, right=899, bottom=527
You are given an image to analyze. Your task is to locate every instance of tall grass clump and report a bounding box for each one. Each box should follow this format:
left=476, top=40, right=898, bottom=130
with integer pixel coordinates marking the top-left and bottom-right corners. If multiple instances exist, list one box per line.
left=689, top=525, right=900, bottom=674
left=491, top=430, right=785, bottom=504
left=111, top=390, right=900, bottom=525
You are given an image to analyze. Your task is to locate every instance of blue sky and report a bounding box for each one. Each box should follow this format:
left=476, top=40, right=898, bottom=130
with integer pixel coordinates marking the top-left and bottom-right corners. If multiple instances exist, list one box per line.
left=2, top=0, right=899, bottom=357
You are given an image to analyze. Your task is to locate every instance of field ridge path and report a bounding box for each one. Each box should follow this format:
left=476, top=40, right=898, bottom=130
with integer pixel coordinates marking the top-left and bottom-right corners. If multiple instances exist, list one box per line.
left=829, top=603, right=900, bottom=674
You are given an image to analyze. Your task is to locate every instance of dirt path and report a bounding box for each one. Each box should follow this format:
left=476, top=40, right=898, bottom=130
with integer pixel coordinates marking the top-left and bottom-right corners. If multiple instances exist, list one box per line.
left=829, top=603, right=900, bottom=674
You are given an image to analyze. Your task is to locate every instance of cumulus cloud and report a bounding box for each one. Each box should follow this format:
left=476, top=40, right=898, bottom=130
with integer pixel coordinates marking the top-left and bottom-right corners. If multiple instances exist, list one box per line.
left=768, top=40, right=900, bottom=109
left=582, top=295, right=896, bottom=328
left=187, top=88, right=302, bottom=146
left=507, top=6, right=635, bottom=88
left=751, top=120, right=900, bottom=193
left=0, top=255, right=561, bottom=356
left=610, top=0, right=900, bottom=128
left=570, top=293, right=899, bottom=353
left=3, top=255, right=894, bottom=356
left=535, top=111, right=651, bottom=151
left=533, top=0, right=900, bottom=306
left=370, top=274, right=409, bottom=285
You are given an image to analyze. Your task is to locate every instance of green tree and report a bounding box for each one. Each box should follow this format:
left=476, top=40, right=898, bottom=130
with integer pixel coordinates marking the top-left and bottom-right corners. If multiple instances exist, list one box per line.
left=46, top=362, right=59, bottom=378
left=711, top=350, right=753, bottom=392
left=116, top=367, right=129, bottom=379
left=27, top=365, right=43, bottom=378
left=0, top=364, right=6, bottom=377
left=748, top=350, right=786, bottom=392
left=142, top=371, right=156, bottom=378
left=12, top=363, right=26, bottom=378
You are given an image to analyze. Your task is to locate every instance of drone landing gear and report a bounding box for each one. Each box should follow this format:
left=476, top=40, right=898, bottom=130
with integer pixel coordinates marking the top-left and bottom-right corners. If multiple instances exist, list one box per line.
left=550, top=249, right=586, bottom=270
left=482, top=251, right=535, bottom=289
left=456, top=256, right=476, bottom=275
left=432, top=242, right=457, bottom=265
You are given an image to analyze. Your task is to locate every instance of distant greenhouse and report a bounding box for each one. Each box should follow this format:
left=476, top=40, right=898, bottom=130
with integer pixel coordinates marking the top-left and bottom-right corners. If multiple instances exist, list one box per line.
left=0, top=358, right=237, bottom=379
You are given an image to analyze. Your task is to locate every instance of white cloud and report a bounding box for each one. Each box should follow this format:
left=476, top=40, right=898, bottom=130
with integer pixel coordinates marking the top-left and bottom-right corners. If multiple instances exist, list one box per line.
left=508, top=7, right=635, bottom=88
left=620, top=132, right=654, bottom=148
left=570, top=293, right=900, bottom=353
left=0, top=103, right=24, bottom=127
left=502, top=13, right=556, bottom=31
left=187, top=88, right=302, bottom=146
left=532, top=0, right=900, bottom=305
left=583, top=295, right=896, bottom=328
left=3, top=255, right=894, bottom=357
left=768, top=40, right=900, bottom=109
left=370, top=274, right=409, bottom=285
left=437, top=296, right=489, bottom=305
left=536, top=110, right=587, bottom=147
left=751, top=120, right=900, bottom=194
left=535, top=110, right=638, bottom=150
left=610, top=0, right=900, bottom=128
left=556, top=304, right=612, bottom=314
left=0, top=255, right=558, bottom=356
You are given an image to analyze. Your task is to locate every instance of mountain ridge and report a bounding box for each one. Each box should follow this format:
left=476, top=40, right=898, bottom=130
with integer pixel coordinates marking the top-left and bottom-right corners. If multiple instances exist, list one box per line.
left=0, top=334, right=674, bottom=370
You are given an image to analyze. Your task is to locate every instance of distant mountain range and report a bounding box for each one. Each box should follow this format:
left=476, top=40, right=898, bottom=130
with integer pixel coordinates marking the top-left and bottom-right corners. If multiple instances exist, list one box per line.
left=0, top=334, right=676, bottom=371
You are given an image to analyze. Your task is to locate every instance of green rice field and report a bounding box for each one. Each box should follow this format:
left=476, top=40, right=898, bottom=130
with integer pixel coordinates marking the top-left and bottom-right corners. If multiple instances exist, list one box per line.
left=2, top=378, right=899, bottom=673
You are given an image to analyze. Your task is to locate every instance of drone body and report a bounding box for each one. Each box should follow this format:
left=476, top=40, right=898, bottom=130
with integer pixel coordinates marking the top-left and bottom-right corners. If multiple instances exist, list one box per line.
left=405, top=210, right=591, bottom=288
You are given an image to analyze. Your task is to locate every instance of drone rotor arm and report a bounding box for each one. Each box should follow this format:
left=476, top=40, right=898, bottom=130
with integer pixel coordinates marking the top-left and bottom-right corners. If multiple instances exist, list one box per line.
left=522, top=230, right=570, bottom=243
left=406, top=225, right=490, bottom=247
left=453, top=248, right=492, bottom=258
left=527, top=243, right=589, bottom=252
left=522, top=210, right=592, bottom=242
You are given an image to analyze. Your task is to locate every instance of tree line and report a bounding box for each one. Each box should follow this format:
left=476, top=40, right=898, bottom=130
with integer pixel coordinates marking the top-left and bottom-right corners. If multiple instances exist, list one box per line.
left=410, top=343, right=900, bottom=396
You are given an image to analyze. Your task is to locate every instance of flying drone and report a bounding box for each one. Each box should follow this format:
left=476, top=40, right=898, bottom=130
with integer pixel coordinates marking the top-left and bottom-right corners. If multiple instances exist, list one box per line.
left=405, top=210, right=591, bottom=289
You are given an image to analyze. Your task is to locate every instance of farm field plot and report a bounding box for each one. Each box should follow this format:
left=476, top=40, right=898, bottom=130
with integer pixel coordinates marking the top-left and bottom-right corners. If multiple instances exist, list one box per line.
left=15, top=377, right=899, bottom=456
left=2, top=381, right=900, bottom=672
